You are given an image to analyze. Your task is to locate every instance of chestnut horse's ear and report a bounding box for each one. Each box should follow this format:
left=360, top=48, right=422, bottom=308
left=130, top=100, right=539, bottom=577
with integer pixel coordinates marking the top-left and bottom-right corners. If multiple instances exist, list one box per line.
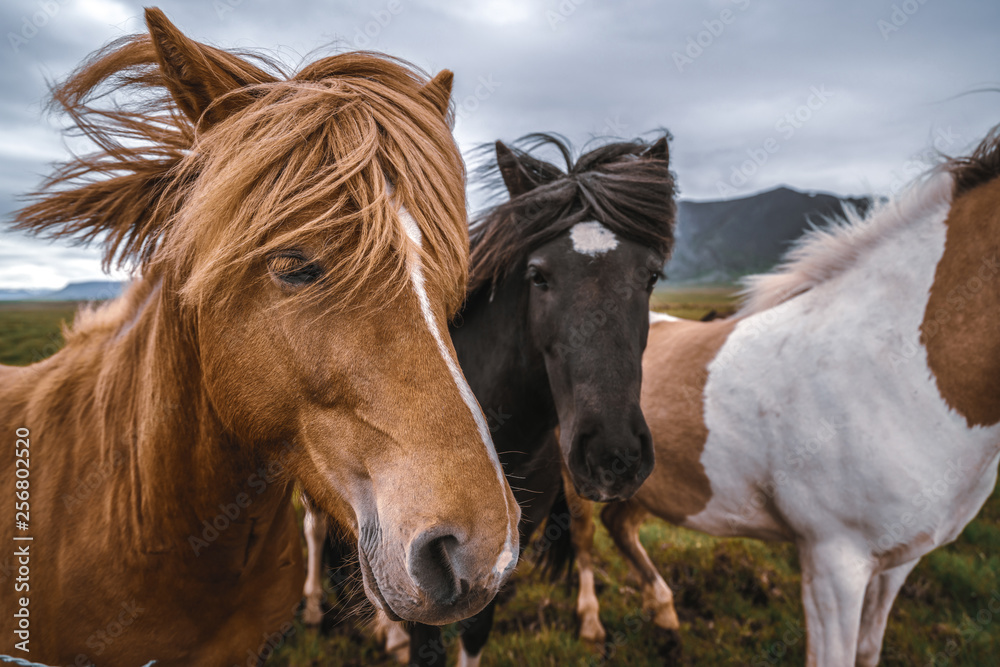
left=644, top=136, right=670, bottom=164
left=420, top=70, right=454, bottom=117
left=145, top=7, right=259, bottom=126
left=496, top=141, right=535, bottom=198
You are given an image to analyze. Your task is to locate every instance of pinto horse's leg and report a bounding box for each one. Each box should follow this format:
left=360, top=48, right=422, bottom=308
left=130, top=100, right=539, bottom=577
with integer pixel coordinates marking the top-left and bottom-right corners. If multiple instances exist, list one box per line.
left=798, top=540, right=873, bottom=667
left=856, top=559, right=919, bottom=667
left=601, top=500, right=680, bottom=631
left=561, top=466, right=606, bottom=644
left=302, top=502, right=328, bottom=626
left=408, top=622, right=445, bottom=666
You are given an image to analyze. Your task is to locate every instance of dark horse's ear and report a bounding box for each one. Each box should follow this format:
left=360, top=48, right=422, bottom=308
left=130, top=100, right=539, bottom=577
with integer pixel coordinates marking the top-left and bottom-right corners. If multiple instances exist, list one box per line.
left=145, top=8, right=263, bottom=127
left=644, top=136, right=670, bottom=164
left=420, top=70, right=454, bottom=117
left=496, top=141, right=535, bottom=198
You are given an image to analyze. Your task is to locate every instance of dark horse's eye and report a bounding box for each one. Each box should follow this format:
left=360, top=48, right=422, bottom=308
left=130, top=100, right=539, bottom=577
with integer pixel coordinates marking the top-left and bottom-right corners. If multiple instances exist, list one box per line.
left=646, top=271, right=661, bottom=292
left=527, top=266, right=549, bottom=290
left=268, top=253, right=323, bottom=286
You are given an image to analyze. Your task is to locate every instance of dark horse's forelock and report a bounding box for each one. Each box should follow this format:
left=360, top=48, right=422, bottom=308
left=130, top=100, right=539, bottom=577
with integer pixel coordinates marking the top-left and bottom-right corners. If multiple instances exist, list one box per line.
left=467, top=132, right=677, bottom=295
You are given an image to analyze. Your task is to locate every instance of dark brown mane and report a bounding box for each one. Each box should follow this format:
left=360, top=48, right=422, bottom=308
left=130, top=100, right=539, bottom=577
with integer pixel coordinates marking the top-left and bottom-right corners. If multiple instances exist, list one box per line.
left=949, top=124, right=1000, bottom=197
left=467, top=133, right=677, bottom=295
left=12, top=30, right=468, bottom=314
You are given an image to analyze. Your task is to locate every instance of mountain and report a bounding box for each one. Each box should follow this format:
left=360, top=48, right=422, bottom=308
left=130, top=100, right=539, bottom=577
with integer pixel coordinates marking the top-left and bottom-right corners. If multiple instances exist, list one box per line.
left=0, top=288, right=50, bottom=301
left=2, top=187, right=870, bottom=297
left=40, top=280, right=124, bottom=301
left=665, top=186, right=873, bottom=283
left=0, top=280, right=124, bottom=301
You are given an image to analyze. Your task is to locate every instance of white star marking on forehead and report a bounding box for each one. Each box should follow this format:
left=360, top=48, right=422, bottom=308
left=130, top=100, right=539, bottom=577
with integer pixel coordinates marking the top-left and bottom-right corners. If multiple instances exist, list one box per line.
left=570, top=221, right=619, bottom=256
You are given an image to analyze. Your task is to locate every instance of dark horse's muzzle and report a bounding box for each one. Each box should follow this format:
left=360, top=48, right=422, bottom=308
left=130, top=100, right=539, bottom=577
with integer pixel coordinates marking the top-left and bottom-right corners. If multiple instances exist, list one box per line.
left=565, top=407, right=655, bottom=502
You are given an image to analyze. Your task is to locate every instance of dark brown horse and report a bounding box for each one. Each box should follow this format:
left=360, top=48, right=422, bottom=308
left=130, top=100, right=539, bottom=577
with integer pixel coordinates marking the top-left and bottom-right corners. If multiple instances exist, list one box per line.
left=0, top=9, right=518, bottom=666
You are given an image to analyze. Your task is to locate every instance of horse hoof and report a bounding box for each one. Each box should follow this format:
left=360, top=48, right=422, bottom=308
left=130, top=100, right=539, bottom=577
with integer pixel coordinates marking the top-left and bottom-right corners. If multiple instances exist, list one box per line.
left=302, top=602, right=324, bottom=626
left=579, top=618, right=607, bottom=645
left=653, top=605, right=680, bottom=631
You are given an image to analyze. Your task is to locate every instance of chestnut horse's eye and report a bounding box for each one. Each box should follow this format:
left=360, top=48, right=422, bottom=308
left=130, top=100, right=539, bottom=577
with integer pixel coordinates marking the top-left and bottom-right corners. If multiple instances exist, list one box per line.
left=268, top=253, right=323, bottom=286
left=527, top=266, right=549, bottom=290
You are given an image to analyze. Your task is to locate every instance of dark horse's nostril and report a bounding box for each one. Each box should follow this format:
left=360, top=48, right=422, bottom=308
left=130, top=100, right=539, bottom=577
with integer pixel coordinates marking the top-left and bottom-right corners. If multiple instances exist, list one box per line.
left=409, top=532, right=463, bottom=606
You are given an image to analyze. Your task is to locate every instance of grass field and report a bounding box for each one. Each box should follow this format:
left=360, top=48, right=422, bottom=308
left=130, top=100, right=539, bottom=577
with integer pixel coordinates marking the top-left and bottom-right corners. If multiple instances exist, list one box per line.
left=1, top=291, right=998, bottom=666
left=0, top=301, right=79, bottom=366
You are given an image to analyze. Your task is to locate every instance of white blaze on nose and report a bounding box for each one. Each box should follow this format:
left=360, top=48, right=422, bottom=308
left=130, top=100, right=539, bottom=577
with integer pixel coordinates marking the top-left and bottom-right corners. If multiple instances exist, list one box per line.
left=570, top=221, right=619, bottom=256
left=398, top=206, right=516, bottom=577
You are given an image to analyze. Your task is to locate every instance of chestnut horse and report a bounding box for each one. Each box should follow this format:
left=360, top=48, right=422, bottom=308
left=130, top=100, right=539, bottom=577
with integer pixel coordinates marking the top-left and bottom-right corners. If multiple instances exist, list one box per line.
left=302, top=133, right=677, bottom=666
left=0, top=9, right=518, bottom=666
left=561, top=126, right=1000, bottom=666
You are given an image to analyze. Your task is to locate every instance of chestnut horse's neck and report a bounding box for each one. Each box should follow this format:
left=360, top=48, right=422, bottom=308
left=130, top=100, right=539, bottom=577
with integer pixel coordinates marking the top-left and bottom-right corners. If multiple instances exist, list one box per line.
left=41, top=279, right=291, bottom=564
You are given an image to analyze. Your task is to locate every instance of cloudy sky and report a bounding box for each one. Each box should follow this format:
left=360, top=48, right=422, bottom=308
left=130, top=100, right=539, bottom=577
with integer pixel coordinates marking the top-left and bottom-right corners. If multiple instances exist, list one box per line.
left=0, top=0, right=997, bottom=289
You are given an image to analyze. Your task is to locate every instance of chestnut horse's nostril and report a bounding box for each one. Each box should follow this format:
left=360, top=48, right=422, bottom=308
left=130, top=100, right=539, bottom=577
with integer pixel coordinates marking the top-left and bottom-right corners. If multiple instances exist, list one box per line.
left=409, top=532, right=465, bottom=606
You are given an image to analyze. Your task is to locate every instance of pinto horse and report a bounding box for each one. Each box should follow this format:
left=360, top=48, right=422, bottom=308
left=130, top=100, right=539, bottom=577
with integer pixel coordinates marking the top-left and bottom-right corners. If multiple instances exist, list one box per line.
left=0, top=9, right=520, bottom=666
left=301, top=133, right=678, bottom=665
left=562, top=127, right=1000, bottom=666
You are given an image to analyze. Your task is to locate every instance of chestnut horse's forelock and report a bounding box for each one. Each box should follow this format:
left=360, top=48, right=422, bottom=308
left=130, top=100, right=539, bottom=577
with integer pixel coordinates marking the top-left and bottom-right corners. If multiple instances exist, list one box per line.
left=13, top=37, right=469, bottom=317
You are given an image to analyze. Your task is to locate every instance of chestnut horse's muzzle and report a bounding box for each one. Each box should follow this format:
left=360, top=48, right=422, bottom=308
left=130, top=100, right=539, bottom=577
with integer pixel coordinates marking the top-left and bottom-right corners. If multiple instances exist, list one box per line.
left=357, top=518, right=517, bottom=625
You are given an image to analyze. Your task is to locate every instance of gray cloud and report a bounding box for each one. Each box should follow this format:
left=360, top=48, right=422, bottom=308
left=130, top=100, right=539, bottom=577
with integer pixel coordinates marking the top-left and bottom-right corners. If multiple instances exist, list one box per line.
left=1, top=0, right=998, bottom=287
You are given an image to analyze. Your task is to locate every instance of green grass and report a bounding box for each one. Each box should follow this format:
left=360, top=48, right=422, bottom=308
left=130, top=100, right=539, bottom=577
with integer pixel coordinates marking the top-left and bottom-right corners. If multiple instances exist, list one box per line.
left=263, top=494, right=1000, bottom=666
left=0, top=301, right=78, bottom=365
left=4, top=293, right=999, bottom=665
left=650, top=285, right=741, bottom=321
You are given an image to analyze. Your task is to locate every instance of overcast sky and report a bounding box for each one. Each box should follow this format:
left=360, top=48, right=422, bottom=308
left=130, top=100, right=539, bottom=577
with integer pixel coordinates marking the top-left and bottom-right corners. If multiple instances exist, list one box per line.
left=1, top=0, right=997, bottom=288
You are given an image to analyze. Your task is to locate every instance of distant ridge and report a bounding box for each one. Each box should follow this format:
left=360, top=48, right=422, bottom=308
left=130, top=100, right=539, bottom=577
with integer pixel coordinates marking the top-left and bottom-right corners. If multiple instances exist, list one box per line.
left=0, top=280, right=124, bottom=302
left=1, top=186, right=871, bottom=296
left=665, top=185, right=873, bottom=283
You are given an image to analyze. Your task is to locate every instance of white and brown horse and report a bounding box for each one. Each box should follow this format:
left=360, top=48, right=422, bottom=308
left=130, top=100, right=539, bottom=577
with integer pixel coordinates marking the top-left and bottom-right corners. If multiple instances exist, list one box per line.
left=0, top=9, right=518, bottom=666
left=562, top=128, right=1000, bottom=666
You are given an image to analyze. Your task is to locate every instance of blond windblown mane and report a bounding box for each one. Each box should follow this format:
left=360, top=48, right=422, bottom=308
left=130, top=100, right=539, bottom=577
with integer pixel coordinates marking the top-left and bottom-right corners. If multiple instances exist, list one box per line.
left=13, top=24, right=468, bottom=318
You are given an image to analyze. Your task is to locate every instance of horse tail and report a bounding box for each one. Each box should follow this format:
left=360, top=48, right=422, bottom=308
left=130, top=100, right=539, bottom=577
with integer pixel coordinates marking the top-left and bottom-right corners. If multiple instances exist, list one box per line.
left=535, top=478, right=576, bottom=583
